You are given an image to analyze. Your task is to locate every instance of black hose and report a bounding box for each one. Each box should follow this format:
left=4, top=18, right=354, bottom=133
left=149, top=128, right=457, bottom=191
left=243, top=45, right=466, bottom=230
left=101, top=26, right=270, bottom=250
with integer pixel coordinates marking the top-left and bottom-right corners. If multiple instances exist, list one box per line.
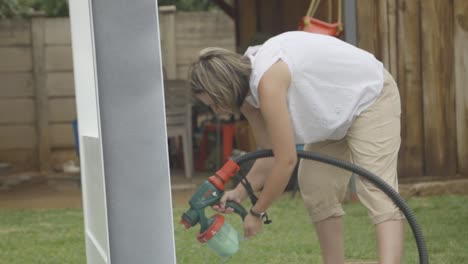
left=233, top=149, right=429, bottom=264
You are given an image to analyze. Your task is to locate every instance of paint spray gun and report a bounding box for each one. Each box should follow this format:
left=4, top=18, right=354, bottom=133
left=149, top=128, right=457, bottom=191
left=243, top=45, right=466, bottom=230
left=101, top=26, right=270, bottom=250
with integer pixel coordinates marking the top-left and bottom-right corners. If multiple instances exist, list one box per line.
left=180, top=160, right=248, bottom=258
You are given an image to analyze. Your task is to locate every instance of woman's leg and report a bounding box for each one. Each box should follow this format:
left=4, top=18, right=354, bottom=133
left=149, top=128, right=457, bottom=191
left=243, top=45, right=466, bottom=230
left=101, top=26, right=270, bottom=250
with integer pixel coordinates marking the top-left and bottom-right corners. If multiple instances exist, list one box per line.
left=347, top=69, right=405, bottom=263
left=315, top=216, right=345, bottom=264
left=376, top=220, right=405, bottom=264
left=298, top=140, right=352, bottom=264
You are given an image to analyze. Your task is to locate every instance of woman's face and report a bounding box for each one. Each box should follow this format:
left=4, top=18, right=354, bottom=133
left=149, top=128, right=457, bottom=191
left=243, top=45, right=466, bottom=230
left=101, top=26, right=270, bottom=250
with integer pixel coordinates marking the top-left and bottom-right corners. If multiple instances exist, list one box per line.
left=196, top=92, right=232, bottom=116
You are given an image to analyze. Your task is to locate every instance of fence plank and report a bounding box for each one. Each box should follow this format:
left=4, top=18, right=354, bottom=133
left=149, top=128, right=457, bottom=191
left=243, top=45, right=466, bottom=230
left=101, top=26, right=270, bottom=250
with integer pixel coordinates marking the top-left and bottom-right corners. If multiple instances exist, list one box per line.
left=0, top=19, right=30, bottom=46
left=50, top=123, right=75, bottom=148
left=236, top=0, right=257, bottom=51
left=0, top=99, right=35, bottom=124
left=397, top=0, right=424, bottom=178
left=175, top=12, right=235, bottom=79
left=0, top=73, right=34, bottom=97
left=49, top=98, right=77, bottom=122
left=387, top=0, right=398, bottom=80
left=45, top=18, right=71, bottom=45
left=31, top=17, right=50, bottom=173
left=421, top=0, right=457, bottom=176
left=0, top=47, right=32, bottom=72
left=454, top=0, right=468, bottom=176
left=175, top=12, right=234, bottom=37
left=159, top=6, right=177, bottom=79
left=378, top=0, right=389, bottom=69
left=45, top=46, right=73, bottom=71
left=47, top=72, right=75, bottom=97
left=356, top=0, right=380, bottom=57
left=0, top=125, right=36, bottom=149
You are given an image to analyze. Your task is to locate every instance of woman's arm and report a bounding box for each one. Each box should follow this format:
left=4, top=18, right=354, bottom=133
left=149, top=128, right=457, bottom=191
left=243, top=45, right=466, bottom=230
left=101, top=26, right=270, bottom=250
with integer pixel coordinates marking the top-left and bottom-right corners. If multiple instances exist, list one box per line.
left=250, top=59, right=297, bottom=214
left=235, top=102, right=275, bottom=198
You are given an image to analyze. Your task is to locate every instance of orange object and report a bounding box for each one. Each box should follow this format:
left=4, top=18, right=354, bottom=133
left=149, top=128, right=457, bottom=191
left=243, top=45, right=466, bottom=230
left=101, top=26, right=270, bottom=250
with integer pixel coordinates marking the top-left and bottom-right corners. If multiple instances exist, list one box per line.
left=298, top=0, right=343, bottom=37
left=298, top=16, right=342, bottom=37
left=197, top=123, right=236, bottom=171
left=197, top=214, right=225, bottom=243
left=208, top=160, right=240, bottom=191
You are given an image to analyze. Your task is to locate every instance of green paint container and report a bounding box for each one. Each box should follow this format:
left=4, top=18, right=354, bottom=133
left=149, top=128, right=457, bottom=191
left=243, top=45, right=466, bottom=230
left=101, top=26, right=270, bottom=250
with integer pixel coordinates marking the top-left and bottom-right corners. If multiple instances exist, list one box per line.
left=198, top=215, right=241, bottom=258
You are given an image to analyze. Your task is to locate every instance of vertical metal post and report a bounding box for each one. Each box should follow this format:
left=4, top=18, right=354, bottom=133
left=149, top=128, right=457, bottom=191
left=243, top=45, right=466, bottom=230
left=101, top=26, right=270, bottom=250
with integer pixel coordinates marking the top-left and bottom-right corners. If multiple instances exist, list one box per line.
left=69, top=0, right=176, bottom=263
left=343, top=0, right=357, bottom=46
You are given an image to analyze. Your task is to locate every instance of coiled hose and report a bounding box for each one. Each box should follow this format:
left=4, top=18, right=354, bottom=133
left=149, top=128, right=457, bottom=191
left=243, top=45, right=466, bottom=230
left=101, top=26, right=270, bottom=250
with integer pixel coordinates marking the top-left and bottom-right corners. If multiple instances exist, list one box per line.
left=233, top=149, right=429, bottom=264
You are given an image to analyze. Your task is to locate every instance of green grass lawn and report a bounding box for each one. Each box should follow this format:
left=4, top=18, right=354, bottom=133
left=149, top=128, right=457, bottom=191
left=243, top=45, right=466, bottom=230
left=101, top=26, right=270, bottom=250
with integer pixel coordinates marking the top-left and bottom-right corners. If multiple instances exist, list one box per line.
left=1, top=195, right=467, bottom=263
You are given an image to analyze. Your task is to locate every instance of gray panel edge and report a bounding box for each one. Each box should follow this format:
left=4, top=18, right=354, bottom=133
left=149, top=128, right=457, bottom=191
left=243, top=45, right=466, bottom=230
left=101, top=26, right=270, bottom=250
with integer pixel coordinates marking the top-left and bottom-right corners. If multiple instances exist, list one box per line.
left=90, top=0, right=176, bottom=263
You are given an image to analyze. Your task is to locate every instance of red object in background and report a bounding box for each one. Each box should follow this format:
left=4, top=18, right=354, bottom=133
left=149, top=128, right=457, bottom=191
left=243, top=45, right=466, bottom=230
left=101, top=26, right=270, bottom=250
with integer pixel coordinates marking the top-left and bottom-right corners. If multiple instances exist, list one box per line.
left=298, top=16, right=343, bottom=37
left=298, top=0, right=343, bottom=37
left=196, top=123, right=236, bottom=171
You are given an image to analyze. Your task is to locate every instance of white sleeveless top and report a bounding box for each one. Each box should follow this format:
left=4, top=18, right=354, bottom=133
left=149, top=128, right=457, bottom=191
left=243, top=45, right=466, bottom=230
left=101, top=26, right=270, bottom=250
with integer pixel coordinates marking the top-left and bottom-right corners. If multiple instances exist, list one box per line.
left=244, top=31, right=384, bottom=144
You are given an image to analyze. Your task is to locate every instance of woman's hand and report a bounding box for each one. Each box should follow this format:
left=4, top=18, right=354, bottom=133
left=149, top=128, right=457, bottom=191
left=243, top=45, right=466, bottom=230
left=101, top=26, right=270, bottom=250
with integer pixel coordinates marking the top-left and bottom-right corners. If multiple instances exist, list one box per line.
left=212, top=187, right=247, bottom=213
left=243, top=214, right=263, bottom=238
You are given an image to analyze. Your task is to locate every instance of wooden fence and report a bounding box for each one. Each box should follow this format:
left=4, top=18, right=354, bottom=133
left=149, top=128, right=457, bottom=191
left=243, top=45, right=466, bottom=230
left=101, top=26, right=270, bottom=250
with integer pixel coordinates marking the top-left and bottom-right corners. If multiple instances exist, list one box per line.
left=232, top=0, right=467, bottom=180
left=0, top=9, right=235, bottom=174
left=356, top=0, right=468, bottom=179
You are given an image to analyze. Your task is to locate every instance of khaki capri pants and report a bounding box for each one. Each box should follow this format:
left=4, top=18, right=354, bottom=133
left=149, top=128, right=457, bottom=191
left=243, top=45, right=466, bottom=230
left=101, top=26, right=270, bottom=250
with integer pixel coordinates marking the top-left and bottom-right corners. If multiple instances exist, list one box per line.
left=298, top=70, right=405, bottom=225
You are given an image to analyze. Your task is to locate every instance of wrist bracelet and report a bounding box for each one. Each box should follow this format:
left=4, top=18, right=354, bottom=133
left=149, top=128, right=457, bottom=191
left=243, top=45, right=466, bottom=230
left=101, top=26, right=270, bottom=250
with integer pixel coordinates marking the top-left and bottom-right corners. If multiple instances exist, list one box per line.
left=249, top=208, right=272, bottom=224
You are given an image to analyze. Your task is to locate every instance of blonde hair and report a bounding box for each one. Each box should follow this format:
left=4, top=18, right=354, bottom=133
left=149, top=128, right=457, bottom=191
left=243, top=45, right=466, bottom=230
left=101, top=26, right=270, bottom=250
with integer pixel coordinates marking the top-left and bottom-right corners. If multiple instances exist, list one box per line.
left=189, top=47, right=251, bottom=113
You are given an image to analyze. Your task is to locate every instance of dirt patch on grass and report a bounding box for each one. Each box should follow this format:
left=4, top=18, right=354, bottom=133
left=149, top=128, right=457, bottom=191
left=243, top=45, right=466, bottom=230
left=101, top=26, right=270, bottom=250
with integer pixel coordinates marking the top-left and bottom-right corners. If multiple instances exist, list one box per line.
left=0, top=227, right=24, bottom=234
left=399, top=179, right=468, bottom=198
left=0, top=178, right=82, bottom=209
left=1, top=176, right=467, bottom=209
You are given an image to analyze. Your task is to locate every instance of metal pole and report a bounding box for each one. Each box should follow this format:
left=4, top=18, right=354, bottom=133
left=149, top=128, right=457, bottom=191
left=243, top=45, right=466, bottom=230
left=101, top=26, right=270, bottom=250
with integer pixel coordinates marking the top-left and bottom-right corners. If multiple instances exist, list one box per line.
left=343, top=0, right=357, bottom=46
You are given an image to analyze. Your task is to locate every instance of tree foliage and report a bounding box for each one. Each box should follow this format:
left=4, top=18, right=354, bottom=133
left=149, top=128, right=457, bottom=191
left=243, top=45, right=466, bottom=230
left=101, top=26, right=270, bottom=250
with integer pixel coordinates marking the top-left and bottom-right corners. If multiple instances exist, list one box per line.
left=0, top=0, right=68, bottom=18
left=1, top=0, right=220, bottom=19
left=158, top=0, right=216, bottom=11
left=0, top=0, right=30, bottom=18
left=39, top=0, right=68, bottom=17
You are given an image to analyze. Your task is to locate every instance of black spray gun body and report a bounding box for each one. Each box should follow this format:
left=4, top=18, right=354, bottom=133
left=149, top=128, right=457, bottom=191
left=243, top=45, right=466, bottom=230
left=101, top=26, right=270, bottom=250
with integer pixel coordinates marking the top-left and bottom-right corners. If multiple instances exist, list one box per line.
left=180, top=160, right=247, bottom=257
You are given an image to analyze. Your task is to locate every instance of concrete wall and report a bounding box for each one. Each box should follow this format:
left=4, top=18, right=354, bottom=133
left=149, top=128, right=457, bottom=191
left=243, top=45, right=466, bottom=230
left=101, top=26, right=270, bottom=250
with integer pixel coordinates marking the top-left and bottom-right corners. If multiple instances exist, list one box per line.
left=174, top=11, right=235, bottom=78
left=0, top=19, right=37, bottom=170
left=0, top=10, right=235, bottom=173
